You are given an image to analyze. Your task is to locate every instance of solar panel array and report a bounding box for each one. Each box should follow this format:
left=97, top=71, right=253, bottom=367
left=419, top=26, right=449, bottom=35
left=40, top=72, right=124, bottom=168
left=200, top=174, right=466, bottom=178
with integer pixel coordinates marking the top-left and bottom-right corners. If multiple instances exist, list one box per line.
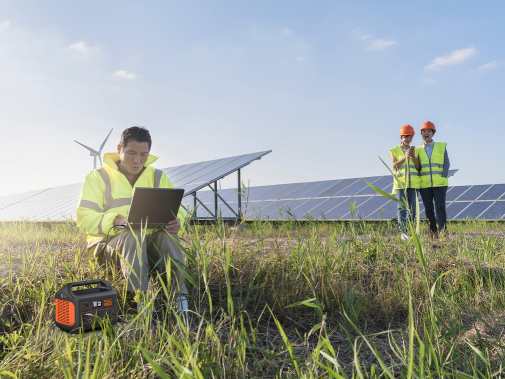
left=0, top=151, right=270, bottom=222
left=187, top=170, right=505, bottom=222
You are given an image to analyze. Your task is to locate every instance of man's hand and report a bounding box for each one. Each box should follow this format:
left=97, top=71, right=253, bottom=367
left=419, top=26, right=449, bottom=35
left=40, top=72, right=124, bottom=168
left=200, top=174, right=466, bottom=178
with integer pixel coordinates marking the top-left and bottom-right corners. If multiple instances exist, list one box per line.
left=114, top=216, right=127, bottom=227
left=165, top=218, right=181, bottom=235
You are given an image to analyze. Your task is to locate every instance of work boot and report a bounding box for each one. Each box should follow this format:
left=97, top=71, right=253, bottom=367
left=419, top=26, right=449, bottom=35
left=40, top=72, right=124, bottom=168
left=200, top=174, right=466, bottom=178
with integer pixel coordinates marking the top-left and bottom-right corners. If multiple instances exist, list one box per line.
left=429, top=231, right=439, bottom=239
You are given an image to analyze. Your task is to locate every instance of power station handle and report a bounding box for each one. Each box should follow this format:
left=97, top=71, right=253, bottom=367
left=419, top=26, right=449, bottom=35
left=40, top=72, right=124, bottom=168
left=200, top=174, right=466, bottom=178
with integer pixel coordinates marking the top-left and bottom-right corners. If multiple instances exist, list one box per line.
left=69, top=280, right=112, bottom=291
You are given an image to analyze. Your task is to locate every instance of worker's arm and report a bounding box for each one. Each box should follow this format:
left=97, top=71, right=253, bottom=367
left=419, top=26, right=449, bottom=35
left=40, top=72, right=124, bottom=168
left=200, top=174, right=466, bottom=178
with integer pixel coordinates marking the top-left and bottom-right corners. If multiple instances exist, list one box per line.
left=76, top=171, right=120, bottom=237
left=390, top=151, right=407, bottom=170
left=411, top=148, right=420, bottom=170
left=442, top=149, right=450, bottom=178
left=160, top=172, right=186, bottom=236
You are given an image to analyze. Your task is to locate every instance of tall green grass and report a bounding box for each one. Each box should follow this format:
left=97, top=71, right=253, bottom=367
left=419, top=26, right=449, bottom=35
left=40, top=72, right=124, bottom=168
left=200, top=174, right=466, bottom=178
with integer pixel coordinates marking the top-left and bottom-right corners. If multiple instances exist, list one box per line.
left=0, top=216, right=504, bottom=377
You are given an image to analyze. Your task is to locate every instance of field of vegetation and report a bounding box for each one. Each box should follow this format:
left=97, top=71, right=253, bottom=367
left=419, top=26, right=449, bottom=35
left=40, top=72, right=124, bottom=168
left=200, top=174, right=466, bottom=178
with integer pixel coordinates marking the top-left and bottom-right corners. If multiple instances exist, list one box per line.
left=0, top=214, right=504, bottom=378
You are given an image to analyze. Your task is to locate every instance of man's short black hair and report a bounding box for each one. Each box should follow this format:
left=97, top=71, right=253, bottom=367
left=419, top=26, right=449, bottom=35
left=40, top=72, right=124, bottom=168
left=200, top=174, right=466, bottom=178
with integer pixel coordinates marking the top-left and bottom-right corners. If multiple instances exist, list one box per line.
left=120, top=126, right=152, bottom=150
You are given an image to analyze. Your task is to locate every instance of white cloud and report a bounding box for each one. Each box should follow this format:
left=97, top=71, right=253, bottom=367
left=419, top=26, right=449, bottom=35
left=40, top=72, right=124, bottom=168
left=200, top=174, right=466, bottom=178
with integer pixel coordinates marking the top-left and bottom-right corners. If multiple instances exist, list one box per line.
left=422, top=78, right=436, bottom=85
left=0, top=21, right=10, bottom=28
left=360, top=35, right=370, bottom=41
left=281, top=29, right=293, bottom=36
left=69, top=41, right=88, bottom=52
left=114, top=70, right=136, bottom=79
left=367, top=39, right=395, bottom=51
left=296, top=57, right=305, bottom=61
left=477, top=60, right=504, bottom=71
left=425, top=47, right=476, bottom=70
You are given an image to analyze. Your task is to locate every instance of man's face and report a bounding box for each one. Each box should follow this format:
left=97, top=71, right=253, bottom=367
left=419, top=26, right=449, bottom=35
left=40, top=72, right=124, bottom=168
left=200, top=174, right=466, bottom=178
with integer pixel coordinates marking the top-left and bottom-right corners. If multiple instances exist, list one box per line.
left=421, top=129, right=434, bottom=142
left=117, top=140, right=150, bottom=175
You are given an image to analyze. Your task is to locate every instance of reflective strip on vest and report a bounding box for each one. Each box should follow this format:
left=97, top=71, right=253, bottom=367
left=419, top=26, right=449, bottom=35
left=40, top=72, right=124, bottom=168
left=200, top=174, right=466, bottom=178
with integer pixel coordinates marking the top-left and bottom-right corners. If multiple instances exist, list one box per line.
left=110, top=197, right=132, bottom=208
left=97, top=168, right=113, bottom=210
left=78, top=200, right=104, bottom=212
left=154, top=169, right=163, bottom=188
left=97, top=214, right=105, bottom=235
left=417, top=142, right=448, bottom=188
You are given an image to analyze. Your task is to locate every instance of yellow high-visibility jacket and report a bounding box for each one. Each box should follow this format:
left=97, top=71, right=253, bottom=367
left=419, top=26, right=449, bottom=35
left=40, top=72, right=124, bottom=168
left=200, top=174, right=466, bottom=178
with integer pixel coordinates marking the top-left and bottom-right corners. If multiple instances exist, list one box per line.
left=389, top=145, right=420, bottom=193
left=417, top=142, right=449, bottom=188
left=76, top=152, right=186, bottom=251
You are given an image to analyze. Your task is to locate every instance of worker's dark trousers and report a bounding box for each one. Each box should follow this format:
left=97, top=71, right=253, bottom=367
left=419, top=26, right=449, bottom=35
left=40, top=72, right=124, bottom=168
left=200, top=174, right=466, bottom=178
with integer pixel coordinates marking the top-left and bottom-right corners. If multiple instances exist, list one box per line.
left=419, top=186, right=448, bottom=232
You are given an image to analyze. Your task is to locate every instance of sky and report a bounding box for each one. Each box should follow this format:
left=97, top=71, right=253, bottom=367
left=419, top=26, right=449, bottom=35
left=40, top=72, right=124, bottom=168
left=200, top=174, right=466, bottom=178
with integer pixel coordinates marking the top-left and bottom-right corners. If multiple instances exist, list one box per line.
left=1, top=0, right=504, bottom=197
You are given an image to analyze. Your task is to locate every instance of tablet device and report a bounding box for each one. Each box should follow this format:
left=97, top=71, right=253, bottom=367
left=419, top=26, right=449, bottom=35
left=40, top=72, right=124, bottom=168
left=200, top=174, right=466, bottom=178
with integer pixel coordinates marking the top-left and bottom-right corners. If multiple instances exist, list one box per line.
left=126, top=188, right=185, bottom=229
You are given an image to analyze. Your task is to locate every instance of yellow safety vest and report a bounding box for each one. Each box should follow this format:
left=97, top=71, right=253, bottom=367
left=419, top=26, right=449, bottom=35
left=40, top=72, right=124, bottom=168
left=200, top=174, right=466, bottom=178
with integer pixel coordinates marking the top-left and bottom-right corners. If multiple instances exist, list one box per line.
left=390, top=146, right=420, bottom=193
left=76, top=152, right=186, bottom=250
left=417, top=142, right=448, bottom=188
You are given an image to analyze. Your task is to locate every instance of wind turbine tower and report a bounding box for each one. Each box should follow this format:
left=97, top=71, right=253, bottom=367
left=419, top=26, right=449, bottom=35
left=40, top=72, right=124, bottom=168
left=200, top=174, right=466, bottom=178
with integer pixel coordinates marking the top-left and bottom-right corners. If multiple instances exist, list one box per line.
left=74, top=129, right=113, bottom=169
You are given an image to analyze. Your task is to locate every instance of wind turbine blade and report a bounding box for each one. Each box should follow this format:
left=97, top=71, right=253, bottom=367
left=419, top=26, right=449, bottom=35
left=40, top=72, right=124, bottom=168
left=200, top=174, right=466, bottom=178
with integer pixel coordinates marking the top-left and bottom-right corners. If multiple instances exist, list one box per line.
left=75, top=140, right=99, bottom=154
left=99, top=128, right=113, bottom=153
left=99, top=155, right=103, bottom=166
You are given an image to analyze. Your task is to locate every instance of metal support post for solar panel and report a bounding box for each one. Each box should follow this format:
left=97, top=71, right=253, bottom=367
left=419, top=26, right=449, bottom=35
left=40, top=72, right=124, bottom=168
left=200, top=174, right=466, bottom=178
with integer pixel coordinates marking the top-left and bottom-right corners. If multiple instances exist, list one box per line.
left=193, top=193, right=197, bottom=220
left=207, top=184, right=239, bottom=219
left=194, top=195, right=215, bottom=219
left=214, top=181, right=218, bottom=221
left=238, top=168, right=242, bottom=221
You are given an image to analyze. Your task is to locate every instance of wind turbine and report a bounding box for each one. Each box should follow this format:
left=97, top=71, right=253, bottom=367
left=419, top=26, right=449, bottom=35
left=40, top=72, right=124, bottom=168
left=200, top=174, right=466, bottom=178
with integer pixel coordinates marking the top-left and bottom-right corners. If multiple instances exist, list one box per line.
left=74, top=129, right=113, bottom=169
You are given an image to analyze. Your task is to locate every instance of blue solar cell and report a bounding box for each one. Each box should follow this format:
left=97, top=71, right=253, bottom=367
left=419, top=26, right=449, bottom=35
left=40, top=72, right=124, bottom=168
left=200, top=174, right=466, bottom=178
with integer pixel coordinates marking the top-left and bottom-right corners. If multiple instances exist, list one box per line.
left=324, top=197, right=372, bottom=219
left=289, top=198, right=327, bottom=219
left=282, top=182, right=322, bottom=199
left=478, top=184, right=505, bottom=201
left=356, top=196, right=389, bottom=218
left=263, top=200, right=292, bottom=218
left=478, top=201, right=505, bottom=219
left=247, top=185, right=277, bottom=200
left=281, top=199, right=311, bottom=217
left=446, top=186, right=471, bottom=201
left=457, top=185, right=492, bottom=201
left=367, top=200, right=397, bottom=220
left=336, top=177, right=380, bottom=197
left=315, top=179, right=360, bottom=198
left=456, top=201, right=494, bottom=219
left=446, top=202, right=471, bottom=219
left=355, top=176, right=391, bottom=195
left=307, top=197, right=349, bottom=219
left=298, top=180, right=340, bottom=198
left=253, top=184, right=293, bottom=201
left=246, top=201, right=274, bottom=218
left=275, top=183, right=307, bottom=200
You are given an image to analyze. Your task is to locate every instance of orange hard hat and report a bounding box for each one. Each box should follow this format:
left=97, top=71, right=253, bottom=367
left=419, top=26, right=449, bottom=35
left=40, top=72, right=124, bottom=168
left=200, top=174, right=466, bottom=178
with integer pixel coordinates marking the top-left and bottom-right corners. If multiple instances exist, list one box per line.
left=399, top=124, right=415, bottom=136
left=420, top=121, right=436, bottom=132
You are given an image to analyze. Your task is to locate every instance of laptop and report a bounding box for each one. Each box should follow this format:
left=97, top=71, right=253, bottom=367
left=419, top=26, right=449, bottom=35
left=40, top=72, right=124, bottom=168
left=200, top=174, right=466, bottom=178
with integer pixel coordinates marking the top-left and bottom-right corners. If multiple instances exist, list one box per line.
left=126, top=187, right=185, bottom=229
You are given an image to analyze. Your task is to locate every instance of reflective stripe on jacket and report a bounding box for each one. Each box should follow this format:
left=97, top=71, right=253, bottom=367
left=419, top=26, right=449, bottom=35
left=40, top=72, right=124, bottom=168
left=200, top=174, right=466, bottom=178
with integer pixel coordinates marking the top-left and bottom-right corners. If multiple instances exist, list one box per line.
left=416, top=142, right=449, bottom=188
left=76, top=152, right=186, bottom=250
left=390, top=146, right=420, bottom=192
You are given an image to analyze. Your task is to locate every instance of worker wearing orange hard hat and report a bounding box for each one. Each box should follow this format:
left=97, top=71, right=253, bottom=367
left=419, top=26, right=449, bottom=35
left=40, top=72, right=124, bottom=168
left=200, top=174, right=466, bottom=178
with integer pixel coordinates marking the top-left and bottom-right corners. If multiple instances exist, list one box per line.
left=416, top=121, right=450, bottom=239
left=390, top=124, right=420, bottom=239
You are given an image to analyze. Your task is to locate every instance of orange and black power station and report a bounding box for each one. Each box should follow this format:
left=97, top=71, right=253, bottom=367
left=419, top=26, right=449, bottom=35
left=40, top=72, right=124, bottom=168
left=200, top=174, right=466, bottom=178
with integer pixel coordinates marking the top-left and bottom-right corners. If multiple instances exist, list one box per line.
left=55, top=280, right=118, bottom=333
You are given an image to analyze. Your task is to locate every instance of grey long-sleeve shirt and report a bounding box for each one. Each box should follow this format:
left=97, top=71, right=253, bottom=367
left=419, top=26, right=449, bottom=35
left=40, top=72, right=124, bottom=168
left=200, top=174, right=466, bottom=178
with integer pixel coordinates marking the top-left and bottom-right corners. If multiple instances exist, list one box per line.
left=424, top=140, right=450, bottom=178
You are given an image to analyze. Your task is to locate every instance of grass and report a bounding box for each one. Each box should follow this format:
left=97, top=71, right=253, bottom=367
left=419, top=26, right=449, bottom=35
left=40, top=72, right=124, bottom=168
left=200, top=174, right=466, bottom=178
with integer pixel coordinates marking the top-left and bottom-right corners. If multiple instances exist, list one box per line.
left=0, top=215, right=504, bottom=378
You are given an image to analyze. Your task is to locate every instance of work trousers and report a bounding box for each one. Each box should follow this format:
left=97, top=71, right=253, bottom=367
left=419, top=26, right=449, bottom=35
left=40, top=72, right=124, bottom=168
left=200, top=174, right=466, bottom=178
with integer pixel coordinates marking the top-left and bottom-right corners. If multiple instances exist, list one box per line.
left=419, top=186, right=448, bottom=233
left=396, top=188, right=418, bottom=233
left=94, top=229, right=188, bottom=294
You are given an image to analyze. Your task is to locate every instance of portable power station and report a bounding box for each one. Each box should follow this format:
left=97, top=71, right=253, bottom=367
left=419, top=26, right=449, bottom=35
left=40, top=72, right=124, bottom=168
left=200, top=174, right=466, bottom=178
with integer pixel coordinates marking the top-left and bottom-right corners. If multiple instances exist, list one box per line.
left=55, top=280, right=118, bottom=333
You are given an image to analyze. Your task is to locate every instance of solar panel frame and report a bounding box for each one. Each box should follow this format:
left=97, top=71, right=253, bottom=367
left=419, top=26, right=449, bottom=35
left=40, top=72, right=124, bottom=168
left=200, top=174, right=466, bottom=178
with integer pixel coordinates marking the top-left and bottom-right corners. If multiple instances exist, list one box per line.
left=478, top=184, right=505, bottom=201
left=315, top=178, right=360, bottom=198
left=446, top=201, right=472, bottom=220
left=281, top=181, right=323, bottom=199
left=478, top=201, right=505, bottom=220
left=457, top=185, right=492, bottom=201
left=456, top=201, right=494, bottom=219
left=297, top=180, right=341, bottom=199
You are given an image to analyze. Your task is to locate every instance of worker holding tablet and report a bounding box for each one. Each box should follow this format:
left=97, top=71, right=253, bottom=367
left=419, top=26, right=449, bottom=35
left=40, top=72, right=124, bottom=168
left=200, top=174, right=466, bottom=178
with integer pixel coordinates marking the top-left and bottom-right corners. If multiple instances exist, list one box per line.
left=76, top=127, right=189, bottom=321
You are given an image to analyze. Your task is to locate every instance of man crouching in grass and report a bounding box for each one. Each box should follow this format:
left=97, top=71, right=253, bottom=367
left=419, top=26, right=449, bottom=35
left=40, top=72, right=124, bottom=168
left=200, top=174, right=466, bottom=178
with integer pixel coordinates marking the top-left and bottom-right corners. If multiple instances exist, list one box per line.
left=76, top=126, right=189, bottom=323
